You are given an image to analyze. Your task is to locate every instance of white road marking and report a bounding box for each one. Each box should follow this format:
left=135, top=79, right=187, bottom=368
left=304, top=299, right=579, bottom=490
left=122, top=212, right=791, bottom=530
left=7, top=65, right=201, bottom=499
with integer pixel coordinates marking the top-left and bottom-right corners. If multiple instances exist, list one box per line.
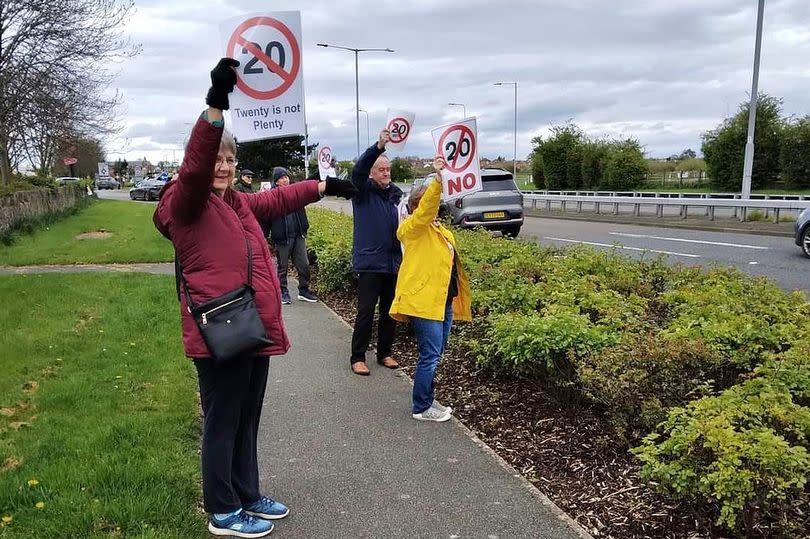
left=749, top=261, right=759, bottom=265
left=544, top=237, right=701, bottom=258
left=608, top=232, right=769, bottom=250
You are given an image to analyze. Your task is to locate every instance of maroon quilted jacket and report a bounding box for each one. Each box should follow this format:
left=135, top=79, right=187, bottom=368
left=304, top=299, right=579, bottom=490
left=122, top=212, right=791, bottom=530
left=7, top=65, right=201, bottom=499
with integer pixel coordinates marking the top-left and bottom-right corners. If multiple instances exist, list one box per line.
left=153, top=117, right=321, bottom=359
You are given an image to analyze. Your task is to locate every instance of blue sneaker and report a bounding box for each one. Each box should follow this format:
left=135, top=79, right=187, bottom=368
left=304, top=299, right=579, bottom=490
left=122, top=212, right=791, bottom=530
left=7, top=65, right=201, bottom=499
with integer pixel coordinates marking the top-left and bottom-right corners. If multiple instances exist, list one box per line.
left=208, top=509, right=273, bottom=538
left=244, top=496, right=290, bottom=520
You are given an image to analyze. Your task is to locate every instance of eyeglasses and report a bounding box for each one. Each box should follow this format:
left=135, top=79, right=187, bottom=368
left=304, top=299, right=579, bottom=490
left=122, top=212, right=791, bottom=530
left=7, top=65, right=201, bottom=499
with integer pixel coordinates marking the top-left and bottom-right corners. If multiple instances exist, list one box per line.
left=215, top=156, right=238, bottom=168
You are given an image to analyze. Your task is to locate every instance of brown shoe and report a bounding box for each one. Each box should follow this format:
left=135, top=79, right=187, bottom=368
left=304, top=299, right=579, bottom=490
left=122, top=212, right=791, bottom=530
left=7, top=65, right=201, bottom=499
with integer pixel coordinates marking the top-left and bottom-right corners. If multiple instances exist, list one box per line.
left=351, top=362, right=370, bottom=376
left=378, top=356, right=399, bottom=369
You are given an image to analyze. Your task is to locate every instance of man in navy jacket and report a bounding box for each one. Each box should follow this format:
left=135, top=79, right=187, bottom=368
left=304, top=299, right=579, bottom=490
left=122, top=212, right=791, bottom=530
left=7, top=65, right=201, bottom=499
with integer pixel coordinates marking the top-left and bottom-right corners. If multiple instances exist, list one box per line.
left=349, top=129, right=404, bottom=375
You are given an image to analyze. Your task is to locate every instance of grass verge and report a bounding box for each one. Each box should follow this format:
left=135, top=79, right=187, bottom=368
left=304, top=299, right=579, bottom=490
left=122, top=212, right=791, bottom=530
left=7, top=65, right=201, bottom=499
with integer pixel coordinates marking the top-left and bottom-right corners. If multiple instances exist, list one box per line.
left=0, top=273, right=205, bottom=538
left=0, top=200, right=172, bottom=266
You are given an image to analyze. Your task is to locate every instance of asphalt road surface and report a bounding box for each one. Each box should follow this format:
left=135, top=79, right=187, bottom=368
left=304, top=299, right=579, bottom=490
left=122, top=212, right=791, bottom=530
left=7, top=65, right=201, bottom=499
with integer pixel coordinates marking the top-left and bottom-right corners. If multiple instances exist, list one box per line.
left=101, top=191, right=808, bottom=295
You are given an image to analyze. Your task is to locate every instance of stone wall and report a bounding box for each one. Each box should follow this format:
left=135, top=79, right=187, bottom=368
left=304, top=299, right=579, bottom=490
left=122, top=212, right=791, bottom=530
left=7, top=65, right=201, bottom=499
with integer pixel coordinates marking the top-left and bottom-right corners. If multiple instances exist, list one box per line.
left=0, top=185, right=89, bottom=234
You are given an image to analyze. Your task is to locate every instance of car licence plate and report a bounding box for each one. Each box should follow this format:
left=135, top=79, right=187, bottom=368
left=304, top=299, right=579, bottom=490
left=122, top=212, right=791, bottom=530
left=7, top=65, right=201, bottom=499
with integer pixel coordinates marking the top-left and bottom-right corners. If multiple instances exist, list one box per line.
left=483, top=211, right=506, bottom=219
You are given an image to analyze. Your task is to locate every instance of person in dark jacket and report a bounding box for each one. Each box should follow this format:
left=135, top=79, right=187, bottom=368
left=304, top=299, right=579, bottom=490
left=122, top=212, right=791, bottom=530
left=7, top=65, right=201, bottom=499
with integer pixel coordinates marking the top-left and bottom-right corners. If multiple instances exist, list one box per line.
left=232, top=168, right=254, bottom=193
left=153, top=58, right=357, bottom=539
left=267, top=166, right=317, bottom=305
left=348, top=129, right=404, bottom=375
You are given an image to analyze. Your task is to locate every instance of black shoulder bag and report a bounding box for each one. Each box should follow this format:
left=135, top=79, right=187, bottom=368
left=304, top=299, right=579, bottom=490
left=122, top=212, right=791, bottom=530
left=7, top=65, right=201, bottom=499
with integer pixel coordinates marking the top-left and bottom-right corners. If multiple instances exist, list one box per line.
left=175, top=240, right=271, bottom=363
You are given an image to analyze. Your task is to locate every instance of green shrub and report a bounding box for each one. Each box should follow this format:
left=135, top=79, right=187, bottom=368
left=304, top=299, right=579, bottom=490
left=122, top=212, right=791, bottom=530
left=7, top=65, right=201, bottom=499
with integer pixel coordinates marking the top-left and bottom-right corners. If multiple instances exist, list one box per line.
left=633, top=346, right=810, bottom=534
left=601, top=139, right=647, bottom=190
left=306, top=208, right=355, bottom=293
left=577, top=334, right=728, bottom=443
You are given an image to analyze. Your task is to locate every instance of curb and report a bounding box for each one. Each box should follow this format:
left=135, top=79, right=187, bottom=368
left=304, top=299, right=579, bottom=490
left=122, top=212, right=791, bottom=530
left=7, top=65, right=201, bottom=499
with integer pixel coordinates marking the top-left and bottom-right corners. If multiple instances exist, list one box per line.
left=524, top=210, right=795, bottom=238
left=314, top=290, right=595, bottom=539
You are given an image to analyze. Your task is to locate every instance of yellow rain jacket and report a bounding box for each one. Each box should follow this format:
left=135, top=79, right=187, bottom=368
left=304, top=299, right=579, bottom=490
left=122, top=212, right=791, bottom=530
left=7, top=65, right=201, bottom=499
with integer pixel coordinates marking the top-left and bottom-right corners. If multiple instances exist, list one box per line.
left=389, top=178, right=472, bottom=323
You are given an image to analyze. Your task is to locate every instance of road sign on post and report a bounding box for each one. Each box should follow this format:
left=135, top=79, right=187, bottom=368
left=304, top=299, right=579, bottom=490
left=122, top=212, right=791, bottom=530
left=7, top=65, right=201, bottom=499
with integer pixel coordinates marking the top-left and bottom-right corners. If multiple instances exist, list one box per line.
left=219, top=11, right=306, bottom=142
left=431, top=118, right=482, bottom=201
left=97, top=162, right=109, bottom=177
left=63, top=157, right=78, bottom=166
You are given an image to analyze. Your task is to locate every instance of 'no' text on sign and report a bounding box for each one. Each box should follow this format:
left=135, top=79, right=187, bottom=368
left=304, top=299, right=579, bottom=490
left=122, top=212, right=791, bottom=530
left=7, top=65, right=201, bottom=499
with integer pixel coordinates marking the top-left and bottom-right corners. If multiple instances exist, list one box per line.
left=431, top=117, right=482, bottom=201
left=219, top=11, right=305, bottom=142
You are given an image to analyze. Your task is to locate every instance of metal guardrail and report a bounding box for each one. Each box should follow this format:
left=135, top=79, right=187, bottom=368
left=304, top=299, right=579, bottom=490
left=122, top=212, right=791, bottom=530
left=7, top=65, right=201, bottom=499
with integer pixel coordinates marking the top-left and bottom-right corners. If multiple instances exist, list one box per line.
left=521, top=192, right=810, bottom=223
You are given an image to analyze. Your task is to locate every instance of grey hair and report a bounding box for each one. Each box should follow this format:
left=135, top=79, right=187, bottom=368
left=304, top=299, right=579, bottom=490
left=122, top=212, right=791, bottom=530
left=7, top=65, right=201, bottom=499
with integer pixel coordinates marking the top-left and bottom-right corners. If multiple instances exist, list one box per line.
left=182, top=127, right=237, bottom=156
left=407, top=184, right=429, bottom=212
left=220, top=129, right=236, bottom=155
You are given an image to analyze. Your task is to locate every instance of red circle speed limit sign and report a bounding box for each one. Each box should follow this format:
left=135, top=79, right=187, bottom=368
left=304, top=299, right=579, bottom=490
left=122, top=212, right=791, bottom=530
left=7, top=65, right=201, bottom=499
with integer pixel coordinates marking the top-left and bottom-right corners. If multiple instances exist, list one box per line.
left=387, top=117, right=411, bottom=144
left=226, top=16, right=301, bottom=100
left=437, top=124, right=476, bottom=173
left=318, top=146, right=333, bottom=167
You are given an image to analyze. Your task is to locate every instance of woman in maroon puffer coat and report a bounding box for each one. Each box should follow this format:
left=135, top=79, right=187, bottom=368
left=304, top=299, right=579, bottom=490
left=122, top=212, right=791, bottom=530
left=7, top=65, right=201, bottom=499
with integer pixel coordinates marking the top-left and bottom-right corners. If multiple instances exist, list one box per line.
left=153, top=58, right=357, bottom=538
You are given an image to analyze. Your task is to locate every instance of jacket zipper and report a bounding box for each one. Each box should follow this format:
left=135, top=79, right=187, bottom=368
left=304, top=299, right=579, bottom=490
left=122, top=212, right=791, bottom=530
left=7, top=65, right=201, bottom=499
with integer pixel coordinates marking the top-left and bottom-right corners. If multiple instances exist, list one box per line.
left=201, top=294, right=243, bottom=325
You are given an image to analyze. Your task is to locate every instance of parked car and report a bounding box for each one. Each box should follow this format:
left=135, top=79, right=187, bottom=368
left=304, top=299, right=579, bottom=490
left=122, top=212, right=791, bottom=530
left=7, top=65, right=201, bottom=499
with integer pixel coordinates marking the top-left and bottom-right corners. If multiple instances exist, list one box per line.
left=129, top=179, right=164, bottom=201
left=439, top=168, right=524, bottom=237
left=795, top=207, right=810, bottom=259
left=95, top=177, right=120, bottom=189
left=55, top=176, right=81, bottom=186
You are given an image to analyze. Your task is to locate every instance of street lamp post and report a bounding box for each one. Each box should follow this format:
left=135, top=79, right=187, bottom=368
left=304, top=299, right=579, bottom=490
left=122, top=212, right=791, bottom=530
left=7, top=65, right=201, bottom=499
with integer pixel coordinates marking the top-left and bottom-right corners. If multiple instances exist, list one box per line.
left=495, top=82, right=518, bottom=181
left=316, top=43, right=394, bottom=159
left=358, top=109, right=370, bottom=147
left=741, top=0, right=765, bottom=199
left=447, top=102, right=466, bottom=118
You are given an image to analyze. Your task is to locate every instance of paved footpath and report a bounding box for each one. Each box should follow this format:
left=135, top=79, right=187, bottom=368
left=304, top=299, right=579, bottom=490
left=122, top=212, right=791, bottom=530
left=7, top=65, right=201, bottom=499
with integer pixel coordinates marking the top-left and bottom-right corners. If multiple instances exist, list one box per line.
left=2, top=264, right=591, bottom=538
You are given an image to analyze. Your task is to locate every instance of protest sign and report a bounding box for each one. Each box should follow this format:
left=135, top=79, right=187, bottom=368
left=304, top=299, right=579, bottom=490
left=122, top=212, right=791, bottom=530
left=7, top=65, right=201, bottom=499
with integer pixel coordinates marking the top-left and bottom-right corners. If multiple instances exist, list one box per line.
left=317, top=145, right=336, bottom=181
left=385, top=109, right=415, bottom=151
left=219, top=12, right=305, bottom=141
left=430, top=117, right=482, bottom=201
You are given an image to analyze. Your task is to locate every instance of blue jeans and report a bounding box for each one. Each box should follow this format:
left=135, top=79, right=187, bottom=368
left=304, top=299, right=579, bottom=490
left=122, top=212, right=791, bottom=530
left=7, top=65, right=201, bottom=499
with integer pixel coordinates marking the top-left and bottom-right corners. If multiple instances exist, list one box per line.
left=411, top=302, right=454, bottom=414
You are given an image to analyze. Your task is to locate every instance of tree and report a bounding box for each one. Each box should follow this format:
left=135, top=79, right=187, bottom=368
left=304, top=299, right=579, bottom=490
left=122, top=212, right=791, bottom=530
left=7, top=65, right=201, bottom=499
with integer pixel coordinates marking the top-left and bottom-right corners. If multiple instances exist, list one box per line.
left=0, top=0, right=138, bottom=184
left=602, top=139, right=647, bottom=190
left=702, top=94, right=784, bottom=191
left=51, top=135, right=106, bottom=178
left=538, top=122, right=584, bottom=189
left=780, top=117, right=810, bottom=188
left=390, top=157, right=413, bottom=183
left=581, top=140, right=610, bottom=190
left=236, top=136, right=316, bottom=179
left=678, top=148, right=697, bottom=160
left=529, top=137, right=545, bottom=189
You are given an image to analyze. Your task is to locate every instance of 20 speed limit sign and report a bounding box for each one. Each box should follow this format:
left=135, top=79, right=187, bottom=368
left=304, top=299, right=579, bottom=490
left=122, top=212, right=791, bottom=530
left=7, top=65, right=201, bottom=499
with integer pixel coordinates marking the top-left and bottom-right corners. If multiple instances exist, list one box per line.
left=384, top=109, right=415, bottom=151
left=431, top=117, right=482, bottom=201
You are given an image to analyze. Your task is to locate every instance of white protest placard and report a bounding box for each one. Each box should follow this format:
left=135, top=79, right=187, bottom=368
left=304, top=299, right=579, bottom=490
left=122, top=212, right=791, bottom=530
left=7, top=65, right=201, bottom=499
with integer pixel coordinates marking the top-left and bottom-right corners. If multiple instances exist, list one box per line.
left=97, top=162, right=110, bottom=177
left=260, top=182, right=273, bottom=192
left=385, top=109, right=415, bottom=152
left=317, top=145, right=336, bottom=181
left=219, top=11, right=305, bottom=142
left=430, top=117, right=482, bottom=201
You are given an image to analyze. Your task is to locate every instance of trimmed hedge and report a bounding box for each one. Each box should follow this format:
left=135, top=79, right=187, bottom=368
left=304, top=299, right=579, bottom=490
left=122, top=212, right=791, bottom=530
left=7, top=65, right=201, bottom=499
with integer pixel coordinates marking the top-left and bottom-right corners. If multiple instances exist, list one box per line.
left=307, top=208, right=810, bottom=535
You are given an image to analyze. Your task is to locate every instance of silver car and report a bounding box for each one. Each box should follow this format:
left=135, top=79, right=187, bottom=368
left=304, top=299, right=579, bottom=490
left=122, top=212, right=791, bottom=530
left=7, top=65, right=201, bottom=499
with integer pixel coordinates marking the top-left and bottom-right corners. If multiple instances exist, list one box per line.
left=795, top=207, right=810, bottom=259
left=439, top=168, right=524, bottom=237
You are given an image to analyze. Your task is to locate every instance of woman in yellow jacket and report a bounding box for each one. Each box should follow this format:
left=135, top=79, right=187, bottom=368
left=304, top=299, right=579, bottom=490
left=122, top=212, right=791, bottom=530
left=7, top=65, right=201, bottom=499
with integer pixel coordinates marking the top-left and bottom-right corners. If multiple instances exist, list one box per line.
left=390, top=156, right=472, bottom=422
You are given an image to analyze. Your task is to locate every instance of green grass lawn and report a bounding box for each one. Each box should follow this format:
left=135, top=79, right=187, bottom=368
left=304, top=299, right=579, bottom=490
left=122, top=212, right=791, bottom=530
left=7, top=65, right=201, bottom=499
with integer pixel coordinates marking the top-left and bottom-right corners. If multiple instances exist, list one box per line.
left=0, top=200, right=172, bottom=266
left=0, top=273, right=206, bottom=538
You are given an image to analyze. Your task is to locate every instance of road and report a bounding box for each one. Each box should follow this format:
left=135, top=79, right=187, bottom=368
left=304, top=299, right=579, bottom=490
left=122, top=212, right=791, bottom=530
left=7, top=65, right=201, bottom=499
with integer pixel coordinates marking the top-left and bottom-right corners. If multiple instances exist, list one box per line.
left=99, top=190, right=808, bottom=295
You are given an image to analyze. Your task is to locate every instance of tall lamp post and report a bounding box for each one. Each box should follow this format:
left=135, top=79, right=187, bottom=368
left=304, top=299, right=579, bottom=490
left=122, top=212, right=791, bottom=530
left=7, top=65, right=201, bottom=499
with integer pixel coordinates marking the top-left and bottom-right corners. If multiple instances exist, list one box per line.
left=447, top=102, right=466, bottom=118
left=316, top=43, right=394, bottom=159
left=495, top=82, right=518, bottom=181
left=741, top=0, right=765, bottom=199
left=358, top=109, right=370, bottom=147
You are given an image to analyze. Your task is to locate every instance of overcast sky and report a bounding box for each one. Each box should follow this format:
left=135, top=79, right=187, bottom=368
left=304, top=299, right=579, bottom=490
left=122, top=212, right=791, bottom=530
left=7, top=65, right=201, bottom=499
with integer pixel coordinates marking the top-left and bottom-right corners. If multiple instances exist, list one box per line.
left=108, top=0, right=810, bottom=166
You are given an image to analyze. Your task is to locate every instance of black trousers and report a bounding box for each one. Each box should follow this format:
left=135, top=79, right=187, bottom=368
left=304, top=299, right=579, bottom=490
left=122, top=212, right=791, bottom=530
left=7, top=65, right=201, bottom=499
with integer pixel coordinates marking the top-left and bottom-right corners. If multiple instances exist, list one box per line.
left=275, top=235, right=311, bottom=293
left=195, top=355, right=269, bottom=513
left=350, top=272, right=397, bottom=364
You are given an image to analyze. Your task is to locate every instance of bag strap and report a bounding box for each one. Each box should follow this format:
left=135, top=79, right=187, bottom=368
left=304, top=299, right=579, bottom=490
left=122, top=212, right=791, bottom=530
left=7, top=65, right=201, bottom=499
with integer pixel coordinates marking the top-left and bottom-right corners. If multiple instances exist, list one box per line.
left=175, top=238, right=253, bottom=310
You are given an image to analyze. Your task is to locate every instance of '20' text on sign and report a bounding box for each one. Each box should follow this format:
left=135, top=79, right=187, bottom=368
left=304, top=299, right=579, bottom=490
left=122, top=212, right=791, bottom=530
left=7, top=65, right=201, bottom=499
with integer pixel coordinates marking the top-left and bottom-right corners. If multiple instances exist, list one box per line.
left=219, top=11, right=305, bottom=142
left=431, top=118, right=482, bottom=201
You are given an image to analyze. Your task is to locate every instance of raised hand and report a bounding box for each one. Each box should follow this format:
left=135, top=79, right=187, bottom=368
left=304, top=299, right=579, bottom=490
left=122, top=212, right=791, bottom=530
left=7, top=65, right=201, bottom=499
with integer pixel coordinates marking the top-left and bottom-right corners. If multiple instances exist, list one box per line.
left=377, top=129, right=391, bottom=150
left=206, top=58, right=240, bottom=111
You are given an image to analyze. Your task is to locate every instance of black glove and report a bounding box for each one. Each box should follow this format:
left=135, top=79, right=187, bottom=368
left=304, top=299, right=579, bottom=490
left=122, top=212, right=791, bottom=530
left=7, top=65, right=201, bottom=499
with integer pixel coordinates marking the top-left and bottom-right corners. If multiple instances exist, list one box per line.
left=323, top=177, right=359, bottom=199
left=205, top=58, right=240, bottom=110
